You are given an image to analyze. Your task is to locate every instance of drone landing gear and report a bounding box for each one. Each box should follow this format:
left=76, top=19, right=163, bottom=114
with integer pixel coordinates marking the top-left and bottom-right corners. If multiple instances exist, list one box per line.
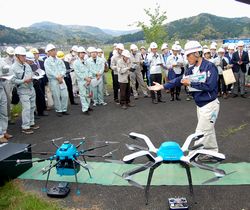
left=145, top=163, right=161, bottom=205
left=144, top=162, right=196, bottom=205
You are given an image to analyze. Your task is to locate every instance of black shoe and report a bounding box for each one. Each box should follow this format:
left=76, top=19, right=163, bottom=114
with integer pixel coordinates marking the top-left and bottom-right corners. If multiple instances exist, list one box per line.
left=82, top=111, right=90, bottom=115
left=176, top=96, right=181, bottom=101
left=241, top=94, right=247, bottom=98
left=62, top=112, right=70, bottom=115
left=158, top=99, right=166, bottom=103
left=127, top=103, right=135, bottom=107
left=71, top=102, right=79, bottom=105
left=152, top=99, right=158, bottom=104
left=232, top=94, right=238, bottom=98
left=56, top=112, right=63, bottom=117
left=88, top=107, right=94, bottom=111
left=38, top=112, right=49, bottom=116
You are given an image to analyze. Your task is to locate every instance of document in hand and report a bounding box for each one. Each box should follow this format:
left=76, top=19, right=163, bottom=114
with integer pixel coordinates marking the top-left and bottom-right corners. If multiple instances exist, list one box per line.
left=182, top=71, right=207, bottom=92
left=0, top=74, right=14, bottom=80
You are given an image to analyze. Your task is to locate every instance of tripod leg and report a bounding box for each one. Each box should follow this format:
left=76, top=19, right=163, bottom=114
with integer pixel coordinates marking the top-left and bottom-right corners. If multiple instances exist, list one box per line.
left=73, top=160, right=80, bottom=195
left=44, top=160, right=53, bottom=192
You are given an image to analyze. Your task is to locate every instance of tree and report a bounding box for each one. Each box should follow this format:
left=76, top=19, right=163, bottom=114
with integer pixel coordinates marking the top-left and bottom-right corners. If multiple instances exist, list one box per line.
left=136, top=4, right=167, bottom=46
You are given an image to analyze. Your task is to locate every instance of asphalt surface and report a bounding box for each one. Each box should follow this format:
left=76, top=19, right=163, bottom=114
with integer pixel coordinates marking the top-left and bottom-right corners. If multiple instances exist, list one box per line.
left=8, top=89, right=250, bottom=210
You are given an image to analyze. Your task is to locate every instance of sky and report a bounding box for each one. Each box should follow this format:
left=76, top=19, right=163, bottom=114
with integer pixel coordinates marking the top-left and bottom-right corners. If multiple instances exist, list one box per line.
left=1, top=0, right=250, bottom=30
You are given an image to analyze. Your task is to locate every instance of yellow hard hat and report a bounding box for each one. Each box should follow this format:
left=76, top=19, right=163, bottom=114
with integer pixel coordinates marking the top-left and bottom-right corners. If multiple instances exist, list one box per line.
left=30, top=48, right=39, bottom=54
left=57, top=51, right=65, bottom=59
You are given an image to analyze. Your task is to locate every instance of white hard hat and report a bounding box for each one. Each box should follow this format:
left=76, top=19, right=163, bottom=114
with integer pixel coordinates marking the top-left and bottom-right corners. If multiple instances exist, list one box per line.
left=121, top=49, right=130, bottom=58
left=203, top=48, right=211, bottom=54
left=14, top=46, right=26, bottom=55
left=116, top=43, right=125, bottom=51
left=218, top=48, right=225, bottom=53
left=175, top=41, right=180, bottom=45
left=150, top=42, right=158, bottom=49
left=211, top=41, right=217, bottom=46
left=88, top=47, right=97, bottom=53
left=210, top=44, right=217, bottom=50
left=237, top=40, right=244, bottom=47
left=228, top=43, right=235, bottom=50
left=172, top=44, right=180, bottom=51
left=222, top=43, right=229, bottom=48
left=26, top=52, right=35, bottom=61
left=71, top=45, right=78, bottom=52
left=45, top=44, right=56, bottom=53
left=96, top=48, right=103, bottom=53
left=113, top=43, right=118, bottom=47
left=77, top=46, right=86, bottom=53
left=6, top=47, right=15, bottom=55
left=130, top=44, right=138, bottom=51
left=184, top=41, right=202, bottom=56
left=161, top=43, right=168, bottom=50
left=203, top=45, right=208, bottom=49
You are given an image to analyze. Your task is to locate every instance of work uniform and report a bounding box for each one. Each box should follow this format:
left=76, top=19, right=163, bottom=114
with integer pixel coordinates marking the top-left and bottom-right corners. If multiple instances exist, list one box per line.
left=86, top=57, right=105, bottom=105
left=129, top=52, right=148, bottom=98
left=73, top=58, right=91, bottom=112
left=213, top=56, right=229, bottom=96
left=44, top=56, right=68, bottom=113
left=117, top=58, right=132, bottom=105
left=0, top=61, right=8, bottom=138
left=147, top=52, right=163, bottom=101
left=11, top=61, right=36, bottom=129
left=111, top=54, right=122, bottom=101
left=3, top=56, right=15, bottom=119
left=164, top=58, right=219, bottom=152
left=166, top=54, right=184, bottom=100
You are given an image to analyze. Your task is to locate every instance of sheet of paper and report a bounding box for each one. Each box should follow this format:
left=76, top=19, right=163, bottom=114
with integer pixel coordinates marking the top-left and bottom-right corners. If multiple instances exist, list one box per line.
left=35, top=68, right=45, bottom=76
left=0, top=74, right=14, bottom=80
left=90, top=78, right=102, bottom=87
left=32, top=75, right=43, bottom=80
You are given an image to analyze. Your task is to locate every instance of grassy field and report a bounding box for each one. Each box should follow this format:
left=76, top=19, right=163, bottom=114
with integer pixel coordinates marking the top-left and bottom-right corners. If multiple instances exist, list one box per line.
left=0, top=181, right=63, bottom=210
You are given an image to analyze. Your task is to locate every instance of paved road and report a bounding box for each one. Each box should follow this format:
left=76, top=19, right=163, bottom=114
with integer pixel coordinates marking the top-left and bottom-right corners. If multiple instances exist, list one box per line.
left=9, top=90, right=250, bottom=210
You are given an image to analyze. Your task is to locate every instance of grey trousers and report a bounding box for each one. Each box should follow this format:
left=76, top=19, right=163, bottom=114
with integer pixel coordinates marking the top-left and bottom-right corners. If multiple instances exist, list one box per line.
left=0, top=88, right=8, bottom=137
left=233, top=69, right=245, bottom=95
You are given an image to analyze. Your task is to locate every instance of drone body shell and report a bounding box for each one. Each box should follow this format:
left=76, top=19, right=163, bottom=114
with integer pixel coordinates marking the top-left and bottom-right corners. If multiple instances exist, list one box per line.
left=157, top=141, right=184, bottom=161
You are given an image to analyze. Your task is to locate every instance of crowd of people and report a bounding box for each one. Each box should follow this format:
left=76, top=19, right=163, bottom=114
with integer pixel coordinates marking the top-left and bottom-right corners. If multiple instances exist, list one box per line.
left=0, top=40, right=249, bottom=148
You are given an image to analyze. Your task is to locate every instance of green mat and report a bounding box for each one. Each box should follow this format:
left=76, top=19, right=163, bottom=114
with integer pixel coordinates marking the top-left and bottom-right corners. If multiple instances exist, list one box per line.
left=18, top=160, right=250, bottom=186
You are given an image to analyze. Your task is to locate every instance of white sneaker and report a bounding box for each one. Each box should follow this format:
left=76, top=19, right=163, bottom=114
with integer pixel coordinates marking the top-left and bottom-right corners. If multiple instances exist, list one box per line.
left=93, top=103, right=97, bottom=107
left=100, top=102, right=107, bottom=106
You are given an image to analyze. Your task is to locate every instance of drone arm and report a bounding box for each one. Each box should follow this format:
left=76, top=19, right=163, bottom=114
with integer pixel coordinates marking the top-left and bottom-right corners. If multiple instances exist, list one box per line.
left=123, top=150, right=156, bottom=163
left=187, top=149, right=226, bottom=162
left=181, top=132, right=204, bottom=152
left=129, top=132, right=157, bottom=153
left=80, top=144, right=109, bottom=153
left=42, top=160, right=60, bottom=175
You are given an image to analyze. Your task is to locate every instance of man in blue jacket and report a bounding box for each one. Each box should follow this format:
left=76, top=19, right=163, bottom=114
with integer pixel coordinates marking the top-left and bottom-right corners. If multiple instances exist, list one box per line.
left=149, top=41, right=220, bottom=162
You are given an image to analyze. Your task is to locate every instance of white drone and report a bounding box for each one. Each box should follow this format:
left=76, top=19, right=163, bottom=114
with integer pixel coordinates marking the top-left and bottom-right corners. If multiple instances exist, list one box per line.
left=110, top=132, right=233, bottom=204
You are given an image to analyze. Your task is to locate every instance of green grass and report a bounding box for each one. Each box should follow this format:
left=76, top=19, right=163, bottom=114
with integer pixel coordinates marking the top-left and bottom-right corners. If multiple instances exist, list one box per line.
left=0, top=181, right=63, bottom=210
left=220, top=122, right=248, bottom=138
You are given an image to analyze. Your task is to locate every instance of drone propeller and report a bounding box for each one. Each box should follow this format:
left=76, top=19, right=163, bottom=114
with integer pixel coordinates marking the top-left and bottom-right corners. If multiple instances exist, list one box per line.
left=82, top=144, right=109, bottom=153
left=125, top=144, right=148, bottom=151
left=114, top=172, right=144, bottom=189
left=74, top=159, right=93, bottom=170
left=202, top=171, right=237, bottom=185
left=190, top=160, right=226, bottom=177
left=122, top=161, right=156, bottom=179
left=105, top=159, right=125, bottom=164
left=102, top=148, right=119, bottom=158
